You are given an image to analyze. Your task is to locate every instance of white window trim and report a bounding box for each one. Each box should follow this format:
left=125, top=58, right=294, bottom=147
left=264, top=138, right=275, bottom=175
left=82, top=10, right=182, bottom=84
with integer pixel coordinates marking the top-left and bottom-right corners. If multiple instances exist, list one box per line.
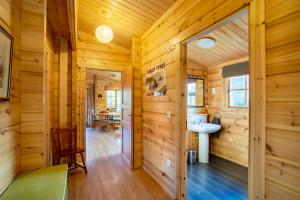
left=106, top=90, right=121, bottom=112
left=228, top=75, right=249, bottom=108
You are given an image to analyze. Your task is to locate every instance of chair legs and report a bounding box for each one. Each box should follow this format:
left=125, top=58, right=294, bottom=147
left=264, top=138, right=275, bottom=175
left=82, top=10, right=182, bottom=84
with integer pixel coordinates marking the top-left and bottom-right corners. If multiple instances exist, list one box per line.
left=79, top=152, right=88, bottom=174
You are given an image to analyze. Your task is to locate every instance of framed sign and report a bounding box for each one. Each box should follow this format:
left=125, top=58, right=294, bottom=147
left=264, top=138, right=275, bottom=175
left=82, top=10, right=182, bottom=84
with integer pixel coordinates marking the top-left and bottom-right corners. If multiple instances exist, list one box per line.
left=146, top=63, right=167, bottom=96
left=0, top=26, right=13, bottom=100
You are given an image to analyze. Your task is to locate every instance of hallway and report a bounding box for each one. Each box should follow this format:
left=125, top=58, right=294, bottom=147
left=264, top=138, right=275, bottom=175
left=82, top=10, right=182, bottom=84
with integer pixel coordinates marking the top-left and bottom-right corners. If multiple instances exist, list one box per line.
left=67, top=129, right=171, bottom=200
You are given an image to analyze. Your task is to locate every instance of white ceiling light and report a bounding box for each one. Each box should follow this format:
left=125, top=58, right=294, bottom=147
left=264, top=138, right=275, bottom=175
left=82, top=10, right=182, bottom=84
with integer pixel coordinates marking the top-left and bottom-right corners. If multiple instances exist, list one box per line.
left=197, top=37, right=216, bottom=48
left=95, top=25, right=113, bottom=44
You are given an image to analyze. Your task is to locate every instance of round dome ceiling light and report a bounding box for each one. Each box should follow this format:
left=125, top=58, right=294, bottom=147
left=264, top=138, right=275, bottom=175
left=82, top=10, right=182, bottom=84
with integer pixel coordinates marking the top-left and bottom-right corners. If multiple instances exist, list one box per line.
left=95, top=25, right=113, bottom=44
left=196, top=37, right=216, bottom=48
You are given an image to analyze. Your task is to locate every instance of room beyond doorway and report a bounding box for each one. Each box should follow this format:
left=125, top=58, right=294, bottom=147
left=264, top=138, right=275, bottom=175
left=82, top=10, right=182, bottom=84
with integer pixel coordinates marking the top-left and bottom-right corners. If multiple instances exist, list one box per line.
left=85, top=69, right=122, bottom=160
left=183, top=10, right=250, bottom=200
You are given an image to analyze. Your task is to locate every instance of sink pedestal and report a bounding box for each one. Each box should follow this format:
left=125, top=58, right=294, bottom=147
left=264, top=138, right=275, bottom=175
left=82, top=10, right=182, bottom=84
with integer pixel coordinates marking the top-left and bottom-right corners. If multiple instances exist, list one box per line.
left=198, top=132, right=209, bottom=163
left=187, top=123, right=221, bottom=164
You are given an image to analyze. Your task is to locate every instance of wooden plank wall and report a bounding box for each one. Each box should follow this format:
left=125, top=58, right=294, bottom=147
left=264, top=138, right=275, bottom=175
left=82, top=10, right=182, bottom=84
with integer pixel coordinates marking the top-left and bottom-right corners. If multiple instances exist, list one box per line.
left=71, top=50, right=78, bottom=130
left=265, top=0, right=300, bottom=199
left=45, top=23, right=55, bottom=165
left=50, top=38, right=73, bottom=130
left=77, top=31, right=130, bottom=72
left=20, top=0, right=46, bottom=170
left=207, top=60, right=249, bottom=167
left=141, top=0, right=251, bottom=197
left=58, top=39, right=68, bottom=128
left=131, top=36, right=143, bottom=169
left=51, top=38, right=60, bottom=129
left=0, top=0, right=21, bottom=195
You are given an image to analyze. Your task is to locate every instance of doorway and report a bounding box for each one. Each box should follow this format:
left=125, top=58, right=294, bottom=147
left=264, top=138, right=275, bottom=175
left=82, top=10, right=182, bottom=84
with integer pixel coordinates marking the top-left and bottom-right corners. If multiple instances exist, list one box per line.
left=182, top=10, right=250, bottom=200
left=85, top=69, right=123, bottom=162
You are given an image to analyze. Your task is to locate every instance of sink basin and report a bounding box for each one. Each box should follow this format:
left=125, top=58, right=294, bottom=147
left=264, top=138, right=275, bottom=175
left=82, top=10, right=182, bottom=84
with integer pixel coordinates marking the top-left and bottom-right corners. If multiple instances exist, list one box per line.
left=188, top=123, right=221, bottom=134
left=188, top=123, right=221, bottom=163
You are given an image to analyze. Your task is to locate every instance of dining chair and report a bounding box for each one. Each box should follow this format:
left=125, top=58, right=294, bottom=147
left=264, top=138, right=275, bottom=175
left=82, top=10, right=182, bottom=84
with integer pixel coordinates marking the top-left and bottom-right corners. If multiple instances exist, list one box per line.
left=99, top=111, right=113, bottom=132
left=51, top=127, right=87, bottom=173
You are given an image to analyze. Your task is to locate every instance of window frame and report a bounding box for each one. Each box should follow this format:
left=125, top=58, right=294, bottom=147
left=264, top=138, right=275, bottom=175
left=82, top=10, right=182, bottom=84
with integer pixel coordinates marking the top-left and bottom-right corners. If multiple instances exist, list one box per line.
left=106, top=90, right=116, bottom=109
left=228, top=75, right=249, bottom=108
left=187, top=82, right=197, bottom=107
left=106, top=90, right=122, bottom=112
left=187, top=78, right=204, bottom=108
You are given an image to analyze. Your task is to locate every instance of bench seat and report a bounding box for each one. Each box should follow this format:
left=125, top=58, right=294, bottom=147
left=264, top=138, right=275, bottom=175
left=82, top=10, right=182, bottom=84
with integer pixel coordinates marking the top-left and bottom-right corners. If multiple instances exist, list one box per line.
left=0, top=165, right=68, bottom=200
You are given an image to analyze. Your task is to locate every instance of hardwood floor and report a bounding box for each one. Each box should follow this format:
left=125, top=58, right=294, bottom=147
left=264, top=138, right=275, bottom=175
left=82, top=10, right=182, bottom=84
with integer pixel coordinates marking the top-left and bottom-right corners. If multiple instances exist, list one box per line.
left=187, top=155, right=248, bottom=200
left=68, top=128, right=171, bottom=200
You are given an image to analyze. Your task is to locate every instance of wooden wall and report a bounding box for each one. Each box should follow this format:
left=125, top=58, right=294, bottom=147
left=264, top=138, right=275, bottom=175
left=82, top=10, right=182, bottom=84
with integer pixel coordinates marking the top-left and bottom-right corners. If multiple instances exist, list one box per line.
left=207, top=60, right=249, bottom=167
left=20, top=0, right=46, bottom=170
left=77, top=31, right=130, bottom=71
left=131, top=36, right=143, bottom=169
left=142, top=48, right=177, bottom=197
left=45, top=23, right=55, bottom=164
left=265, top=0, right=300, bottom=199
left=142, top=0, right=252, bottom=197
left=0, top=0, right=21, bottom=195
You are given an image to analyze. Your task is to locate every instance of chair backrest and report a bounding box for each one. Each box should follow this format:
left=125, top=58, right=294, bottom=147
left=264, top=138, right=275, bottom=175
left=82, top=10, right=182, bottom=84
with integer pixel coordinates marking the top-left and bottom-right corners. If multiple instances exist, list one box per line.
left=99, top=111, right=108, bottom=120
left=51, top=127, right=77, bottom=154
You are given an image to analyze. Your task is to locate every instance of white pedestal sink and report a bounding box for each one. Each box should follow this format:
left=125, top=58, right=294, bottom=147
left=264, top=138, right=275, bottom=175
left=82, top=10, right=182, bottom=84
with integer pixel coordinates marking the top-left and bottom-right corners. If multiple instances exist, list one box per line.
left=188, top=123, right=221, bottom=163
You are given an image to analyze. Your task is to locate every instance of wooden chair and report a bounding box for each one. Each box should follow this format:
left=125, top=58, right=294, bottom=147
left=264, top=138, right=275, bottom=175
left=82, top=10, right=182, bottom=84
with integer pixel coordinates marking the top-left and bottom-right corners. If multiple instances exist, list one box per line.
left=91, top=113, right=100, bottom=131
left=99, top=111, right=113, bottom=132
left=51, top=127, right=87, bottom=173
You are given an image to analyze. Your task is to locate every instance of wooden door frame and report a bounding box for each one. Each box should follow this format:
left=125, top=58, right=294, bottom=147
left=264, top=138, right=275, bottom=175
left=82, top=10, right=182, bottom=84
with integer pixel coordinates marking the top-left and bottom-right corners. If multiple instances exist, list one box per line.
left=177, top=1, right=266, bottom=199
left=80, top=67, right=126, bottom=159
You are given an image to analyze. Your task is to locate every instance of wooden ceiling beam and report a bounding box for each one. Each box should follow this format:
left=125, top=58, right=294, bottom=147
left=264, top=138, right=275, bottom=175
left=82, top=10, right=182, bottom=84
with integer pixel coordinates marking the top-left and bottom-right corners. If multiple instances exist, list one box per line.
left=67, top=0, right=78, bottom=50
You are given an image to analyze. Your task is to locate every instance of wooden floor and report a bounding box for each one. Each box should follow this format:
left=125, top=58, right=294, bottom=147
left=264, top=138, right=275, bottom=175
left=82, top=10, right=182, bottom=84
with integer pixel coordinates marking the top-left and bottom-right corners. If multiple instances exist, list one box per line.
left=187, top=155, right=248, bottom=200
left=68, top=128, right=172, bottom=200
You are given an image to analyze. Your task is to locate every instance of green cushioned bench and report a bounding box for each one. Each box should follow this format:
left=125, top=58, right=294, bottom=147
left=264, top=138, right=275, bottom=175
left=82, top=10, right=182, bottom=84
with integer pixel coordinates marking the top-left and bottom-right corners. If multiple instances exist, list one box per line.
left=0, top=165, right=68, bottom=200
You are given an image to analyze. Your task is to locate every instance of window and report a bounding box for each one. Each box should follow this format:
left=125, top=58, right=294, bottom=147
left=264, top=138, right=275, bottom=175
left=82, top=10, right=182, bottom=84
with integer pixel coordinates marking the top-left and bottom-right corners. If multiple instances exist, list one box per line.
left=106, top=90, right=116, bottom=109
left=228, top=75, right=249, bottom=107
left=187, top=82, right=196, bottom=106
left=106, top=90, right=122, bottom=112
left=116, top=90, right=122, bottom=113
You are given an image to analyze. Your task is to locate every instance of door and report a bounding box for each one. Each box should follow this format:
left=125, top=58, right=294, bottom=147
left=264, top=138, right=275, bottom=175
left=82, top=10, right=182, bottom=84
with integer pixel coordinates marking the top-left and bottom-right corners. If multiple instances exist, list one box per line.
left=86, top=85, right=95, bottom=127
left=121, top=66, right=133, bottom=169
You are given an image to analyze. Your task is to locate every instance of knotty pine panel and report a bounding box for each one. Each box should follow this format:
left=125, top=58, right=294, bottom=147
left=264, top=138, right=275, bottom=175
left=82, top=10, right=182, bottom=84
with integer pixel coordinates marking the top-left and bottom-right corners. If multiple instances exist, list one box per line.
left=265, top=0, right=300, bottom=199
left=20, top=0, right=46, bottom=170
left=0, top=0, right=21, bottom=195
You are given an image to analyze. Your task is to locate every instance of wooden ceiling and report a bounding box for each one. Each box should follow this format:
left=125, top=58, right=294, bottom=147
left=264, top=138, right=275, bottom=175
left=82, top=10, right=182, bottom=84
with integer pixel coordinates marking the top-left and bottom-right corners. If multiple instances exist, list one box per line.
left=187, top=14, right=248, bottom=68
left=78, top=0, right=177, bottom=48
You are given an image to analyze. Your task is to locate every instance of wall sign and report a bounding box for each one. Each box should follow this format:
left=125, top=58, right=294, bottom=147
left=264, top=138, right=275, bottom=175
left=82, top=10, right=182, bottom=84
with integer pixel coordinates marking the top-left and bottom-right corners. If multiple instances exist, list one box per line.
left=146, top=63, right=167, bottom=96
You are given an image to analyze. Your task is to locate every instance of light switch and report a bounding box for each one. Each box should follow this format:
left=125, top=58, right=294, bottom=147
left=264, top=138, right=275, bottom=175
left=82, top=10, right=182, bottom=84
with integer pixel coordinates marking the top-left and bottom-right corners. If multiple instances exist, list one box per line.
left=166, top=159, right=172, bottom=167
left=212, top=88, right=216, bottom=95
left=166, top=111, right=172, bottom=119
